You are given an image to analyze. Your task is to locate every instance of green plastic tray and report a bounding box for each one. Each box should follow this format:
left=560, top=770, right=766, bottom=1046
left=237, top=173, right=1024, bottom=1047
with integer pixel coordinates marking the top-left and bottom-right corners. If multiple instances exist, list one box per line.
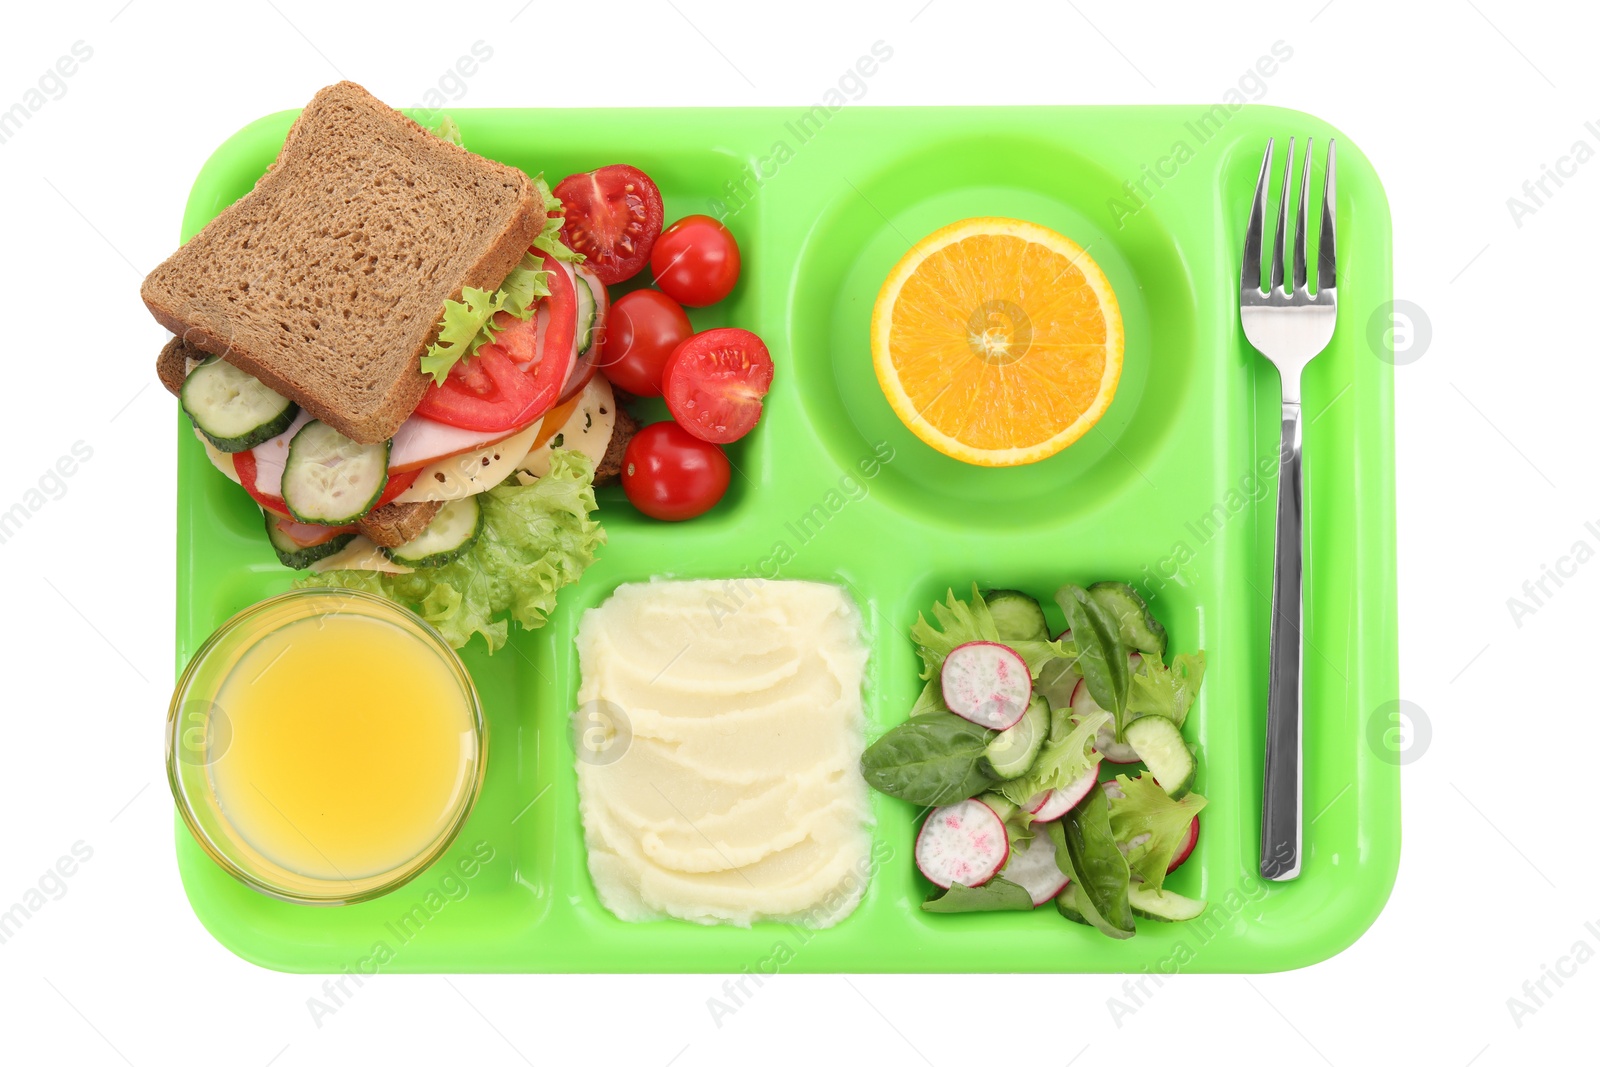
left=172, top=104, right=1398, bottom=973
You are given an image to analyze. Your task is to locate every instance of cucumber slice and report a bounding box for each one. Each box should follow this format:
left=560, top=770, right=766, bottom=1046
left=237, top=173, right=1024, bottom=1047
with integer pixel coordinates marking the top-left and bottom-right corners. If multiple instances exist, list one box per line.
left=977, top=792, right=1018, bottom=823
left=985, top=588, right=1049, bottom=643
left=981, top=696, right=1049, bottom=780
left=263, top=512, right=355, bottom=570
left=180, top=357, right=298, bottom=452
left=383, top=495, right=484, bottom=568
left=281, top=421, right=391, bottom=525
left=1124, top=716, right=1196, bottom=798
left=1128, top=883, right=1205, bottom=922
left=1087, top=581, right=1168, bottom=656
left=575, top=271, right=599, bottom=355
left=1055, top=882, right=1091, bottom=925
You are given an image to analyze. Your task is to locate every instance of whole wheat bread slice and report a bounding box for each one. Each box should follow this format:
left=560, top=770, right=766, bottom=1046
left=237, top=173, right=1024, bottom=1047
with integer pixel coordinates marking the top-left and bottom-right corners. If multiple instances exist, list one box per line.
left=358, top=499, right=444, bottom=547
left=143, top=81, right=544, bottom=444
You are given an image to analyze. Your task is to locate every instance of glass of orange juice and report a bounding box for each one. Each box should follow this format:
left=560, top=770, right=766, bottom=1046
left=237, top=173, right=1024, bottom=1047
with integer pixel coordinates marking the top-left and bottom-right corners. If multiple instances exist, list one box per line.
left=166, top=588, right=487, bottom=905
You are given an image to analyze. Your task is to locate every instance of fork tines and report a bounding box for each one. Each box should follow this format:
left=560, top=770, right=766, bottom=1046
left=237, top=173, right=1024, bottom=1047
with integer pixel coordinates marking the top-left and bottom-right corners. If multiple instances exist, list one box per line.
left=1241, top=138, right=1336, bottom=299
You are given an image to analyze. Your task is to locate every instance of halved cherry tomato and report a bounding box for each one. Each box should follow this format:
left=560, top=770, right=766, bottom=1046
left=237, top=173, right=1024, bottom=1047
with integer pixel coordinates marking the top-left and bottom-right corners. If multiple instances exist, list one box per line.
left=662, top=328, right=774, bottom=444
left=553, top=165, right=664, bottom=285
left=600, top=289, right=693, bottom=397
left=230, top=449, right=290, bottom=517
left=651, top=215, right=740, bottom=307
left=622, top=422, right=730, bottom=521
left=413, top=254, right=577, bottom=433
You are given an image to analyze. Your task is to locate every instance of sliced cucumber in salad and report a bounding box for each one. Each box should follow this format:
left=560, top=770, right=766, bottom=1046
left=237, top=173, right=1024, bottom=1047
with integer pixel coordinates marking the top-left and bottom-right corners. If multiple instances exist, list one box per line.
left=181, top=357, right=298, bottom=452
left=981, top=696, right=1048, bottom=780
left=860, top=582, right=1209, bottom=942
left=281, top=420, right=391, bottom=525
left=383, top=496, right=484, bottom=568
left=1128, top=883, right=1205, bottom=922
left=1124, top=716, right=1196, bottom=799
left=985, top=588, right=1049, bottom=643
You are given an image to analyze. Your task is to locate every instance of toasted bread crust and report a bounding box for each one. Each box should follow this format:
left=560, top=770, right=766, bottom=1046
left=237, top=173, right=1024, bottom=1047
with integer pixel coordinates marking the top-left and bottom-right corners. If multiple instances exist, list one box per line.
left=142, top=81, right=544, bottom=444
left=156, top=336, right=191, bottom=396
left=358, top=499, right=445, bottom=548
left=595, top=404, right=637, bottom=485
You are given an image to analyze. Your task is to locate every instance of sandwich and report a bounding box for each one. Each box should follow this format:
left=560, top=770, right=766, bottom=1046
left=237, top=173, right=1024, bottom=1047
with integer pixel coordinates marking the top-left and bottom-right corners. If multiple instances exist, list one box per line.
left=144, top=82, right=633, bottom=650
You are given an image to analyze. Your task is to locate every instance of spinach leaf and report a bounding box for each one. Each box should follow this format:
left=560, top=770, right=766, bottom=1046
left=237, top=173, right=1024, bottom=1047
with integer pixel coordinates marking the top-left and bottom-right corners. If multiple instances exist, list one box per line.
left=859, top=713, right=995, bottom=806
left=1046, top=789, right=1135, bottom=939
left=1056, top=584, right=1130, bottom=737
left=921, top=876, right=1034, bottom=913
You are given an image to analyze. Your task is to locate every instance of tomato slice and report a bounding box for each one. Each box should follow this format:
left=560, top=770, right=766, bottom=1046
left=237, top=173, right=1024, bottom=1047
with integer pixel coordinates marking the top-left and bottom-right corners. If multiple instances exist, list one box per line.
left=372, top=468, right=419, bottom=508
left=230, top=449, right=290, bottom=517
left=553, top=165, right=664, bottom=284
left=661, top=328, right=774, bottom=444
left=412, top=255, right=578, bottom=433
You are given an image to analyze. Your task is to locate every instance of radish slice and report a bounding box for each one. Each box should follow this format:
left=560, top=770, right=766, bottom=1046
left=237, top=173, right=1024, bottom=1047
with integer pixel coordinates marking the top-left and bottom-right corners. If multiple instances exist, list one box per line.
left=1072, top=676, right=1141, bottom=763
left=1001, top=831, right=1070, bottom=906
left=915, top=799, right=1008, bottom=889
left=1026, top=760, right=1103, bottom=822
left=941, top=641, right=1031, bottom=729
left=1168, top=816, right=1199, bottom=873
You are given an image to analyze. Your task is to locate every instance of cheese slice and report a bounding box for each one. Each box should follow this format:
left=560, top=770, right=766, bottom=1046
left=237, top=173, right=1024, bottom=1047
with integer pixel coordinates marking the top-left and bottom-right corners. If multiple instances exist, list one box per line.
left=309, top=535, right=414, bottom=574
left=393, top=420, right=544, bottom=504
left=193, top=429, right=243, bottom=486
left=517, top=377, right=617, bottom=483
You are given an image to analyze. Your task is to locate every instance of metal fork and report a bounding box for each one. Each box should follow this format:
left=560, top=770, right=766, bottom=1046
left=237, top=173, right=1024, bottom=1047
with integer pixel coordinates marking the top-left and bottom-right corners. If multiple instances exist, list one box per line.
left=1240, top=137, right=1337, bottom=882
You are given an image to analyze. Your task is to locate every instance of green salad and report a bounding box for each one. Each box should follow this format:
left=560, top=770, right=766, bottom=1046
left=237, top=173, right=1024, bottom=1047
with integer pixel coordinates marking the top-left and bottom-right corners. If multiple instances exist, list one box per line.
left=860, top=582, right=1207, bottom=939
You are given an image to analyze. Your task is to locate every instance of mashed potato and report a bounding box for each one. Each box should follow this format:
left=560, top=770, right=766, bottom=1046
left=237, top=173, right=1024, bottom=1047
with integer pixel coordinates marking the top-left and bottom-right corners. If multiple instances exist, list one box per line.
left=574, top=580, right=872, bottom=927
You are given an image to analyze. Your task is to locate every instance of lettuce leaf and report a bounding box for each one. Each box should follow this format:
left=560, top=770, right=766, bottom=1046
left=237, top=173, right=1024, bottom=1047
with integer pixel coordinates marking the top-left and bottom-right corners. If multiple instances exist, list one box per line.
left=433, top=114, right=464, bottom=147
left=997, top=707, right=1110, bottom=806
left=1127, top=652, right=1206, bottom=728
left=297, top=450, right=604, bottom=652
left=419, top=253, right=551, bottom=384
left=531, top=174, right=583, bottom=263
left=1106, top=772, right=1207, bottom=892
left=911, top=584, right=1071, bottom=680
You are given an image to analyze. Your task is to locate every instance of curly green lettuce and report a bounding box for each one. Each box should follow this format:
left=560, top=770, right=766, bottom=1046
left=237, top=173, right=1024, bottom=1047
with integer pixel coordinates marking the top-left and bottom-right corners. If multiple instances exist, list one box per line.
left=1127, top=652, right=1206, bottom=728
left=997, top=706, right=1110, bottom=807
left=1106, top=772, right=1207, bottom=891
left=433, top=114, right=465, bottom=147
left=531, top=174, right=583, bottom=263
left=910, top=585, right=1071, bottom=680
left=297, top=450, right=604, bottom=652
left=419, top=252, right=552, bottom=384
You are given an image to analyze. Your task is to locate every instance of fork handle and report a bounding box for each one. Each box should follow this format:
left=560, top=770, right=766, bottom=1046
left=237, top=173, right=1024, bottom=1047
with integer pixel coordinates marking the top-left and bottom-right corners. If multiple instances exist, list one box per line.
left=1261, top=399, right=1304, bottom=881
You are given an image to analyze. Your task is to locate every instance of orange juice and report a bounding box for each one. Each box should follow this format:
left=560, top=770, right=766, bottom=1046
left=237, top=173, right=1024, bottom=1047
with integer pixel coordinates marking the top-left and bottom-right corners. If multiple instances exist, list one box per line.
left=206, top=611, right=479, bottom=884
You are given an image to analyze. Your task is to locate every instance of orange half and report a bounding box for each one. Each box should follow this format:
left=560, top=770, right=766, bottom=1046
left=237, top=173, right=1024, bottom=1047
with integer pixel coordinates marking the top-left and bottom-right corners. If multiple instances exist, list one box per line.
left=871, top=217, right=1124, bottom=467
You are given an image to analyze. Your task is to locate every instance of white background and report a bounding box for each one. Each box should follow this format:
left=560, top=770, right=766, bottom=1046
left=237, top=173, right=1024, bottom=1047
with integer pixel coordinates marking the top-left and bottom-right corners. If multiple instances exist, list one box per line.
left=1, top=1, right=1593, bottom=1064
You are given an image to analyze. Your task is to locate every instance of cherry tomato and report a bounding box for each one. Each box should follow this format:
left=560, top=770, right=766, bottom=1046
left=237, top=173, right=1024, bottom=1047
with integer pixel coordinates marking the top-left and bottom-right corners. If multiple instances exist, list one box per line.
left=553, top=165, right=664, bottom=285
left=599, top=290, right=693, bottom=397
left=414, top=254, right=577, bottom=433
left=651, top=215, right=741, bottom=307
left=622, top=422, right=730, bottom=522
left=662, top=328, right=773, bottom=444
